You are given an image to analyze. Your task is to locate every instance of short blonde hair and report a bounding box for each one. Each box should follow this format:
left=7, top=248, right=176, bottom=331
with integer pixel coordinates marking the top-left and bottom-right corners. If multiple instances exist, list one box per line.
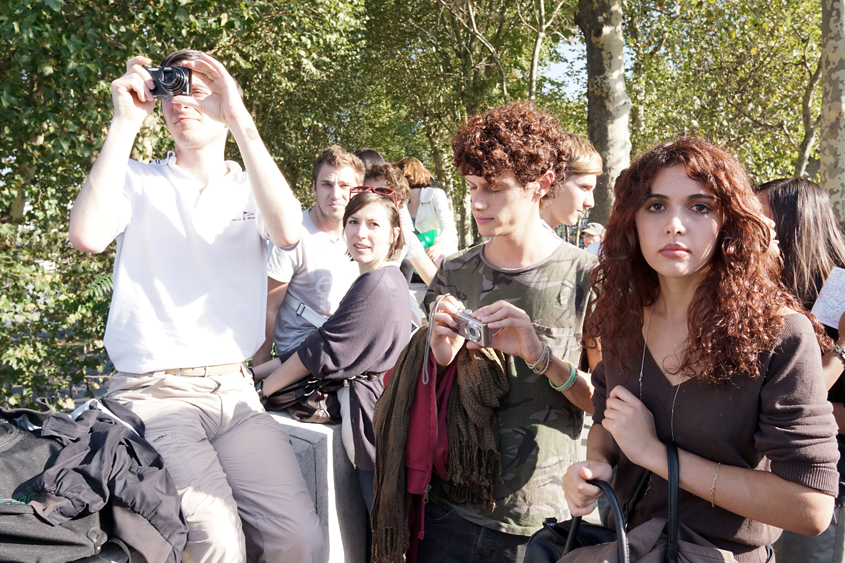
left=312, top=145, right=365, bottom=186
left=565, top=133, right=602, bottom=176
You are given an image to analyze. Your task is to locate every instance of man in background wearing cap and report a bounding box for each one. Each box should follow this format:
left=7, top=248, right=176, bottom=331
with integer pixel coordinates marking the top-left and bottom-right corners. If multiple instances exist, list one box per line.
left=582, top=222, right=605, bottom=256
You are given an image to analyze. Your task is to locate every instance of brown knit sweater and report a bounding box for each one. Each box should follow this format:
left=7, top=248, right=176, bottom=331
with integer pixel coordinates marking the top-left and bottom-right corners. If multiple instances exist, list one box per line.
left=593, top=314, right=840, bottom=562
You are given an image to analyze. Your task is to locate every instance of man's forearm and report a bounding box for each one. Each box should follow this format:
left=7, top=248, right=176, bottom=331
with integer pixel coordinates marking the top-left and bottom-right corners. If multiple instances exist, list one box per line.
left=545, top=356, right=594, bottom=414
left=69, top=118, right=140, bottom=254
left=411, top=253, right=437, bottom=286
left=228, top=117, right=301, bottom=248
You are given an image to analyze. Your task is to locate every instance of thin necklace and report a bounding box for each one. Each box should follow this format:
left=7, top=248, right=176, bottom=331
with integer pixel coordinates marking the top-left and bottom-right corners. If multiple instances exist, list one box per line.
left=639, top=304, right=683, bottom=442
left=639, top=305, right=654, bottom=400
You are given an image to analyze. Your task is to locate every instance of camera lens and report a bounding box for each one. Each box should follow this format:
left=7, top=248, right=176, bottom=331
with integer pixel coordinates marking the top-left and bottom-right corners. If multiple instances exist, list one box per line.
left=466, top=324, right=481, bottom=342
left=160, top=66, right=189, bottom=96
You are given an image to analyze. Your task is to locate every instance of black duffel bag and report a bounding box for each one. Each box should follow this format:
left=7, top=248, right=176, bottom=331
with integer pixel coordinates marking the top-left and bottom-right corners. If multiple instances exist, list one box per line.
left=0, top=418, right=130, bottom=563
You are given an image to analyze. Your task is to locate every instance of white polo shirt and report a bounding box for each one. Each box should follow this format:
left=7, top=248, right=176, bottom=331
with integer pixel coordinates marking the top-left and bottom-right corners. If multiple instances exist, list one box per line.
left=104, top=152, right=271, bottom=373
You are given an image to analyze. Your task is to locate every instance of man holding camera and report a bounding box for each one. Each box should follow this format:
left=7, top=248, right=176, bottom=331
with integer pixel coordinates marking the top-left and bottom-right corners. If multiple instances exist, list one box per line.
left=421, top=102, right=599, bottom=563
left=68, top=50, right=322, bottom=563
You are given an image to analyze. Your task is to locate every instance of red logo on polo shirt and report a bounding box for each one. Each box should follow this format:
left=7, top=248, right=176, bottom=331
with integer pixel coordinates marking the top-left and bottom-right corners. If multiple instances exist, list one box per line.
left=232, top=211, right=256, bottom=222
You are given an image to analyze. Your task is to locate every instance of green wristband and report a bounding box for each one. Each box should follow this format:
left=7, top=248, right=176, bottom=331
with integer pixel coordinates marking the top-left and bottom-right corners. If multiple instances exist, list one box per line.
left=549, top=360, right=578, bottom=392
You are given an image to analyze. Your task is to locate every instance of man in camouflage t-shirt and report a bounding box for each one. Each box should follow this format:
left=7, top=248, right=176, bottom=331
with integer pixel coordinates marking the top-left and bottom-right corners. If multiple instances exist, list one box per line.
left=419, top=102, right=599, bottom=563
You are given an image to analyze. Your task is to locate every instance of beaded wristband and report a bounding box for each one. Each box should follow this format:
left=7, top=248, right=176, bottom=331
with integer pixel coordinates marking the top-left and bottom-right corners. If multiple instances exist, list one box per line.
left=525, top=344, right=551, bottom=375
left=834, top=344, right=845, bottom=364
left=549, top=360, right=578, bottom=392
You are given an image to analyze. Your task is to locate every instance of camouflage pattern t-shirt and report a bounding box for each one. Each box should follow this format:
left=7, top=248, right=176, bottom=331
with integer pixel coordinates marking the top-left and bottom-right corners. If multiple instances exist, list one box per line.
left=423, top=241, right=597, bottom=536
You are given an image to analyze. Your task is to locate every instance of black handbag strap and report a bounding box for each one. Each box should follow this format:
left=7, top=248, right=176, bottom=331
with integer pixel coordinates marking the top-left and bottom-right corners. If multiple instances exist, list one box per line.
left=563, top=479, right=630, bottom=563
left=666, top=442, right=679, bottom=563
left=623, top=466, right=653, bottom=526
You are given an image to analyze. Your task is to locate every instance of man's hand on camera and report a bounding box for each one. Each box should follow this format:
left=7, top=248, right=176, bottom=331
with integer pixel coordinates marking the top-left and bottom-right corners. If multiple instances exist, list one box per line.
left=428, top=295, right=466, bottom=368
left=471, top=300, right=543, bottom=363
left=172, top=52, right=250, bottom=127
left=111, top=56, right=156, bottom=126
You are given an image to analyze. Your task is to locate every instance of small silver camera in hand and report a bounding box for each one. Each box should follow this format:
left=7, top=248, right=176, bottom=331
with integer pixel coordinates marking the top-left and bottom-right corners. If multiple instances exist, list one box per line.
left=451, top=309, right=492, bottom=347
left=145, top=66, right=192, bottom=99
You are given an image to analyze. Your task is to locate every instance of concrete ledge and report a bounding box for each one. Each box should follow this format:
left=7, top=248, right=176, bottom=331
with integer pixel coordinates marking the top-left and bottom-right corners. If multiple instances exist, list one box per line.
left=268, top=411, right=367, bottom=563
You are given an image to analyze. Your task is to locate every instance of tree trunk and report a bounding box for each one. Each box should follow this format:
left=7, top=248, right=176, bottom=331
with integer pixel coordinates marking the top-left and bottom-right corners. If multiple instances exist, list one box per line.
left=459, top=187, right=475, bottom=248
left=796, top=54, right=823, bottom=178
left=528, top=29, right=543, bottom=102
left=527, top=0, right=546, bottom=102
left=821, top=0, right=845, bottom=222
left=626, top=8, right=644, bottom=142
left=575, top=0, right=631, bottom=225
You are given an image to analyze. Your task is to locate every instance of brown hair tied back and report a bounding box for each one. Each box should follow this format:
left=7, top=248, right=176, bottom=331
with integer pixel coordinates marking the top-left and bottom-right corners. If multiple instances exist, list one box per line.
left=589, top=137, right=826, bottom=384
left=452, top=101, right=571, bottom=207
left=364, top=163, right=411, bottom=205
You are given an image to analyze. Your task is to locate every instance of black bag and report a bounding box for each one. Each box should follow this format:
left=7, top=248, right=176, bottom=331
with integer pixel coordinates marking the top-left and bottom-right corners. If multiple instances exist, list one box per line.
left=526, top=479, right=632, bottom=563
left=264, top=373, right=382, bottom=424
left=524, top=443, right=680, bottom=563
left=263, top=376, right=345, bottom=423
left=0, top=418, right=130, bottom=563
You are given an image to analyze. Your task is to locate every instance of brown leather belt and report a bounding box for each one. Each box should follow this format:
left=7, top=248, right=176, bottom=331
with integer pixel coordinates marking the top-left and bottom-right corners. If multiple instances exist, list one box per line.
left=163, top=363, right=244, bottom=377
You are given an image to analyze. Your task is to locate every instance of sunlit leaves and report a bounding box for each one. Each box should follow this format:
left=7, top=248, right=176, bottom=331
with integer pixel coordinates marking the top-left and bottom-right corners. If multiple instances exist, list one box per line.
left=626, top=0, right=821, bottom=181
left=0, top=0, right=368, bottom=408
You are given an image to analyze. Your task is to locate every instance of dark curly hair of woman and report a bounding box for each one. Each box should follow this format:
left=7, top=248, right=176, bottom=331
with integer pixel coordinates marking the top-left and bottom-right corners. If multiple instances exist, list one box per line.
left=452, top=101, right=571, bottom=206
left=588, top=137, right=828, bottom=384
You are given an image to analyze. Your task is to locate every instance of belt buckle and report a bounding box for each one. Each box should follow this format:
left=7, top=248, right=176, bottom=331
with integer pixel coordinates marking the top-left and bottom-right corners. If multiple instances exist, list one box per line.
left=296, top=302, right=306, bottom=316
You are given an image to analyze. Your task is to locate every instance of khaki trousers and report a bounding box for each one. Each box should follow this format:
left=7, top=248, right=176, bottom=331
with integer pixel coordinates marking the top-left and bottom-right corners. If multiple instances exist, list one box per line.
left=109, top=368, right=323, bottom=563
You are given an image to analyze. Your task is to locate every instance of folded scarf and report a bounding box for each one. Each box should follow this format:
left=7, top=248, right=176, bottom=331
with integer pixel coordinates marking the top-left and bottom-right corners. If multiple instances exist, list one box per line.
left=372, top=324, right=508, bottom=562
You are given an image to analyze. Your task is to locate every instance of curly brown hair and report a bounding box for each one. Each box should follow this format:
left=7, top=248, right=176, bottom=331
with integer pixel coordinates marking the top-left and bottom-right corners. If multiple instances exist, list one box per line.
left=588, top=138, right=828, bottom=384
left=364, top=163, right=411, bottom=205
left=452, top=102, right=571, bottom=207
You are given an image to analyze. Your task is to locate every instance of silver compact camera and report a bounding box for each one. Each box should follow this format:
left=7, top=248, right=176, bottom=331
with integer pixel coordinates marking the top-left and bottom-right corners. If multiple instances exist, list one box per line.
left=451, top=309, right=492, bottom=347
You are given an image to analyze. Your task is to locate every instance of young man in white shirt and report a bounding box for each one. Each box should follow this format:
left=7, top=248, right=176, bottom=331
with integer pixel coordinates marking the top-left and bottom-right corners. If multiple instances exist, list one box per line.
left=252, top=146, right=363, bottom=365
left=68, top=49, right=322, bottom=563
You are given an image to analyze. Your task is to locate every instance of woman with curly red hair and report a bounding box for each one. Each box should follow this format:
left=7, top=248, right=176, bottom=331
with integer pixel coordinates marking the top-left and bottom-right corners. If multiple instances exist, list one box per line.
left=563, top=138, right=840, bottom=561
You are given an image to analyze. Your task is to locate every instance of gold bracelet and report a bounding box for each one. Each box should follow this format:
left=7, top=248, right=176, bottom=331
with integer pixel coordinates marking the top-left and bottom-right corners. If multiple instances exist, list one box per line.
left=710, top=462, right=721, bottom=508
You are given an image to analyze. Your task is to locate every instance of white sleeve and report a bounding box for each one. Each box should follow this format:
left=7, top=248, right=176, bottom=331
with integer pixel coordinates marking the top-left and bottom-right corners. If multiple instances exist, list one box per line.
left=114, top=161, right=138, bottom=238
left=430, top=189, right=458, bottom=252
left=399, top=205, right=424, bottom=260
left=267, top=240, right=299, bottom=282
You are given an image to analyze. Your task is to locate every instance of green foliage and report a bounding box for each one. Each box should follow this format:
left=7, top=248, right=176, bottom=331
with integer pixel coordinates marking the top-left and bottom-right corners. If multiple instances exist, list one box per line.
left=0, top=0, right=369, bottom=408
left=626, top=0, right=822, bottom=182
